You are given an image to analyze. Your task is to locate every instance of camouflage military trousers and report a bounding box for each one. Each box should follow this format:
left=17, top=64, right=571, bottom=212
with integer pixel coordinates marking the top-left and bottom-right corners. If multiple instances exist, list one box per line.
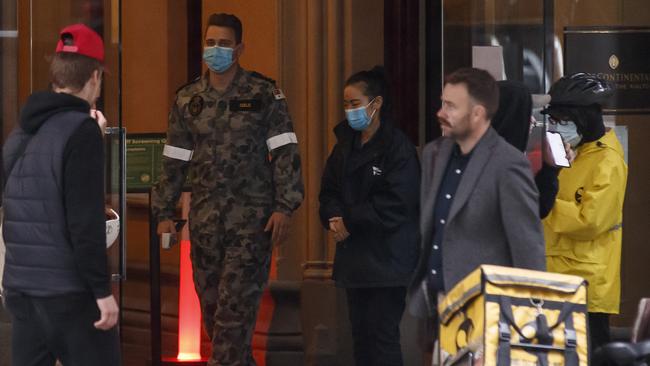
left=189, top=206, right=272, bottom=366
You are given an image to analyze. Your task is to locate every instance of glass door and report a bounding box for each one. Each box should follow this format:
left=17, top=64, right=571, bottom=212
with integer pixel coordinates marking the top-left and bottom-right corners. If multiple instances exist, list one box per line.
left=426, top=0, right=549, bottom=167
left=0, top=0, right=18, bottom=146
left=441, top=0, right=549, bottom=93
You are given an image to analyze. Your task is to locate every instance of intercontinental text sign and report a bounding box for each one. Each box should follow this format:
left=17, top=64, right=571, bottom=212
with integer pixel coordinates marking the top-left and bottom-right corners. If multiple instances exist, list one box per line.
left=565, top=27, right=650, bottom=114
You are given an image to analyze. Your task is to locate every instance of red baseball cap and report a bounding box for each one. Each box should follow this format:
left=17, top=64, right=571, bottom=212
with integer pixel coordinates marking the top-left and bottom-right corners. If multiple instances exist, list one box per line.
left=55, top=24, right=104, bottom=63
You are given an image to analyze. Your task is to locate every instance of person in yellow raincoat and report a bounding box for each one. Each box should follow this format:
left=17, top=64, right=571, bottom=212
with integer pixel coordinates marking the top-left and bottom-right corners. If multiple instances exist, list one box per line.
left=541, top=73, right=628, bottom=353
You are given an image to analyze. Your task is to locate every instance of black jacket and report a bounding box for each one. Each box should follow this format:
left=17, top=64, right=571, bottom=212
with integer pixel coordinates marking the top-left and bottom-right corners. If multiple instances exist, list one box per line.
left=319, top=120, right=420, bottom=288
left=492, top=80, right=559, bottom=218
left=2, top=91, right=109, bottom=298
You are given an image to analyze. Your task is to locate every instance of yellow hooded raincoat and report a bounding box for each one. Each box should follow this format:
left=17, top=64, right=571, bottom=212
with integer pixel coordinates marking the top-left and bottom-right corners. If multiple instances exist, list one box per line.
left=544, top=129, right=627, bottom=314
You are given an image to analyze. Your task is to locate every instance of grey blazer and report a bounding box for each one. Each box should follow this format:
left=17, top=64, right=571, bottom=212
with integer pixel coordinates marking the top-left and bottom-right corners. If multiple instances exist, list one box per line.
left=407, top=127, right=546, bottom=318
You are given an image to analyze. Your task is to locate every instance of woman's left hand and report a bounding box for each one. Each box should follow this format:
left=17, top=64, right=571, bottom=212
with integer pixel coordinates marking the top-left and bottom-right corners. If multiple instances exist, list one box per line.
left=329, top=217, right=350, bottom=242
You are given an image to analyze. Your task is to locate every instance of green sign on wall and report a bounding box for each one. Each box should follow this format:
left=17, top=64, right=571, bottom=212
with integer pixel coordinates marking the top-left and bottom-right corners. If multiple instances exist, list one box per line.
left=125, top=134, right=167, bottom=192
left=121, top=133, right=189, bottom=193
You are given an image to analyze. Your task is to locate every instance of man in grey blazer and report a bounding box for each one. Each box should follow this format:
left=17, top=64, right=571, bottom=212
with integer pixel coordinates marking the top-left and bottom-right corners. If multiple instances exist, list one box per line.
left=407, top=68, right=546, bottom=321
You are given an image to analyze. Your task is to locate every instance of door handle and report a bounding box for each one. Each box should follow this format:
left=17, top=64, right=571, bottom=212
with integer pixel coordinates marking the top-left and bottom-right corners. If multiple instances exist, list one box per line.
left=106, top=127, right=127, bottom=281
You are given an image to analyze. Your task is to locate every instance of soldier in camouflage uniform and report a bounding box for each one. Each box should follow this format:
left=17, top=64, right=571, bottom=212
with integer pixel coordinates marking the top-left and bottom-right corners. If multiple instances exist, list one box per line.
left=151, top=13, right=304, bottom=366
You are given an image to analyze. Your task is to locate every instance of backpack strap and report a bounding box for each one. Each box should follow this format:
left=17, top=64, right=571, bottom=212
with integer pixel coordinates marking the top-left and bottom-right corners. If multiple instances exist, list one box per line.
left=497, top=297, right=514, bottom=366
left=563, top=312, right=579, bottom=366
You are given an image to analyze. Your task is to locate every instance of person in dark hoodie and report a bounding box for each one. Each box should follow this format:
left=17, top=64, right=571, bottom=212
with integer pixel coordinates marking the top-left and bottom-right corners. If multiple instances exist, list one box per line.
left=491, top=79, right=574, bottom=218
left=1, top=24, right=120, bottom=365
left=319, top=66, right=420, bottom=366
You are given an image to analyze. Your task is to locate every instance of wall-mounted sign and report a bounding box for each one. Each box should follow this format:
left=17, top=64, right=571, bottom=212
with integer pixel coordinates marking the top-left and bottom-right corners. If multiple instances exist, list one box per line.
left=124, top=133, right=167, bottom=192
left=565, top=27, right=650, bottom=114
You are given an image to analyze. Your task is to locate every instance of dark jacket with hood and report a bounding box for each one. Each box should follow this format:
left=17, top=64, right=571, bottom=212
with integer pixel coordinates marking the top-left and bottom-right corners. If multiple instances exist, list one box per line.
left=491, top=80, right=559, bottom=218
left=319, top=119, right=420, bottom=288
left=2, top=91, right=110, bottom=298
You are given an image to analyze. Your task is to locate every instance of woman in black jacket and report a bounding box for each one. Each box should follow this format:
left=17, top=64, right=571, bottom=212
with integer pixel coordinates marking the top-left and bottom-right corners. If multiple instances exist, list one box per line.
left=319, top=66, right=420, bottom=366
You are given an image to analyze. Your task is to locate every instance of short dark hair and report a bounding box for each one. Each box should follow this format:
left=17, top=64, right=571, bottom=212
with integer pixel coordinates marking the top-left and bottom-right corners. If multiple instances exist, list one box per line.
left=206, top=13, right=243, bottom=44
left=50, top=52, right=103, bottom=92
left=345, top=65, right=391, bottom=121
left=445, top=67, right=500, bottom=119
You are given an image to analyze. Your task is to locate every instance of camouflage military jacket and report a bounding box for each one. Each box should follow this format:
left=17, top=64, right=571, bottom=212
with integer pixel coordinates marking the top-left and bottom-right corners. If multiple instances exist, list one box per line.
left=151, top=68, right=304, bottom=221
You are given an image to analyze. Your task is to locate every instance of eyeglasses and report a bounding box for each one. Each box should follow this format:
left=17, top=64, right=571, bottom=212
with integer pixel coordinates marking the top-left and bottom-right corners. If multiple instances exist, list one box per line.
left=547, top=115, right=570, bottom=126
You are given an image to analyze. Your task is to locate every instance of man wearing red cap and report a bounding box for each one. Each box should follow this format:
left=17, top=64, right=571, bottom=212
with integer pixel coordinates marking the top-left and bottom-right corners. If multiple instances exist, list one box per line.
left=1, top=24, right=120, bottom=365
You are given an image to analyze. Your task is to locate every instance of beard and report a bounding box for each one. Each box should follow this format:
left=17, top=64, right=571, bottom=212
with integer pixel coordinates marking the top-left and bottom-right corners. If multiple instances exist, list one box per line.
left=438, top=114, right=472, bottom=140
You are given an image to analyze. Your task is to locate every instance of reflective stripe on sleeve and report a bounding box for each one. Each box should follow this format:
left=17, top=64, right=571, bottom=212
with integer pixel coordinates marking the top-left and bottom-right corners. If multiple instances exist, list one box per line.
left=163, top=145, right=194, bottom=161
left=266, top=132, right=298, bottom=151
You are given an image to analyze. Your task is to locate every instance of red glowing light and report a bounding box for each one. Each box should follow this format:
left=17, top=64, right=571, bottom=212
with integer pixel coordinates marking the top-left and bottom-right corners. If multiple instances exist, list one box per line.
left=176, top=239, right=202, bottom=361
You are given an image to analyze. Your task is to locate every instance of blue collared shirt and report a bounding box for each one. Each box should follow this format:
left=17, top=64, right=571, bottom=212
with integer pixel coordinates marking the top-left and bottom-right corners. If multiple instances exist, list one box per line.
left=427, top=144, right=472, bottom=292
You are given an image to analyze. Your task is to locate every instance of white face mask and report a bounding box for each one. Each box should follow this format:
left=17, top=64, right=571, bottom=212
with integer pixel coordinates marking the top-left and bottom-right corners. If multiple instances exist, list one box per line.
left=554, top=121, right=582, bottom=148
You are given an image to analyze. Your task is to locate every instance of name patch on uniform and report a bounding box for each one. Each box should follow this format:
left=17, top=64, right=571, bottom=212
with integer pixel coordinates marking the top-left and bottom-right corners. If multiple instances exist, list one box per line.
left=188, top=95, right=204, bottom=116
left=229, top=99, right=262, bottom=112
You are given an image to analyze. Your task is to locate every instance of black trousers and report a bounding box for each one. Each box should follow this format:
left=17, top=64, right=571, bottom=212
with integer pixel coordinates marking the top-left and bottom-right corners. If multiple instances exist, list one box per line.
left=346, top=286, right=406, bottom=366
left=3, top=290, right=121, bottom=366
left=589, top=312, right=611, bottom=352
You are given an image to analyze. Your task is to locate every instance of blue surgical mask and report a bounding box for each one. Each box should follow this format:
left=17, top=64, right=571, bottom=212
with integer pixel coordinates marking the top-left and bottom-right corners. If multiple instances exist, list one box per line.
left=345, top=98, right=376, bottom=131
left=203, top=46, right=234, bottom=73
left=554, top=121, right=582, bottom=148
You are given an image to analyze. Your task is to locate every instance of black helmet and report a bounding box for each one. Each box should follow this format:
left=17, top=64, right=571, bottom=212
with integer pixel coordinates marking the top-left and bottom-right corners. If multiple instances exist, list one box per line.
left=542, top=73, right=611, bottom=143
left=543, top=72, right=614, bottom=110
